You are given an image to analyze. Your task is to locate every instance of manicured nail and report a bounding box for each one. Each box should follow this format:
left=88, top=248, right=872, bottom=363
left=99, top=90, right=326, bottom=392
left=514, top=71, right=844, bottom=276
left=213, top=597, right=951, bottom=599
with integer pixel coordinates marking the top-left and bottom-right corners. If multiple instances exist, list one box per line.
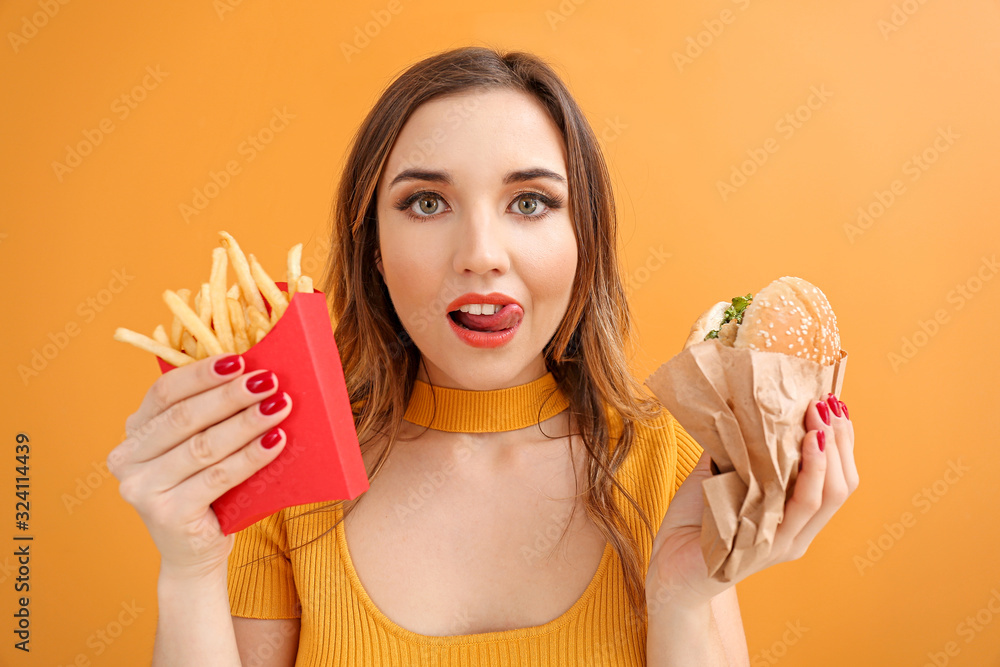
left=213, top=354, right=242, bottom=376
left=841, top=402, right=850, bottom=420
left=817, top=430, right=826, bottom=452
left=817, top=401, right=831, bottom=426
left=261, top=427, right=284, bottom=449
left=827, top=395, right=842, bottom=418
left=246, top=372, right=276, bottom=394
left=259, top=393, right=288, bottom=416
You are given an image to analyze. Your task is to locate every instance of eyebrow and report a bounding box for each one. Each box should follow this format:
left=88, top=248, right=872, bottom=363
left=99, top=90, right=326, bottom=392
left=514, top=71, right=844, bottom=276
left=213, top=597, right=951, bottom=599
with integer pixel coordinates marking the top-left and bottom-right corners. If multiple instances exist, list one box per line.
left=388, top=167, right=567, bottom=190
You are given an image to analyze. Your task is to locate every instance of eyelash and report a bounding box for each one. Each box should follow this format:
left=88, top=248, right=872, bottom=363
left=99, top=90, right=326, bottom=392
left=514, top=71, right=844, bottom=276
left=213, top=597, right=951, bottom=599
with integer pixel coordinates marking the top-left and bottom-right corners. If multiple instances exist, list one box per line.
left=392, top=189, right=565, bottom=221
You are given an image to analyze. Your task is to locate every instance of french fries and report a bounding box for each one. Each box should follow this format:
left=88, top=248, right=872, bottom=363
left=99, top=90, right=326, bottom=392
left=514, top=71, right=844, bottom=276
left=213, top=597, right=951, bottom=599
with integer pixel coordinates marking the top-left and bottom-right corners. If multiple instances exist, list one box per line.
left=169, top=288, right=191, bottom=349
left=114, top=231, right=316, bottom=365
left=287, top=243, right=302, bottom=297
left=209, top=248, right=235, bottom=353
left=114, top=328, right=196, bottom=367
left=227, top=298, right=251, bottom=354
left=219, top=231, right=267, bottom=314
left=248, top=252, right=289, bottom=320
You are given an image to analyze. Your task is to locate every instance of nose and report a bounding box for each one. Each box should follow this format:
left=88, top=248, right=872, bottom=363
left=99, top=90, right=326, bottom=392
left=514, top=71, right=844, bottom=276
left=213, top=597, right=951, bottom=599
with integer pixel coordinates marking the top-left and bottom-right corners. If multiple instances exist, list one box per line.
left=451, top=201, right=510, bottom=276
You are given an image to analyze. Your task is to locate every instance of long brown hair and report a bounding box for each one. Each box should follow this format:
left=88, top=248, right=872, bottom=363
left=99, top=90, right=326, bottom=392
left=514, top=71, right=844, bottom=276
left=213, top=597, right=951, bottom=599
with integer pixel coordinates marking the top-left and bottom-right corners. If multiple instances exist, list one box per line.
left=276, top=45, right=664, bottom=623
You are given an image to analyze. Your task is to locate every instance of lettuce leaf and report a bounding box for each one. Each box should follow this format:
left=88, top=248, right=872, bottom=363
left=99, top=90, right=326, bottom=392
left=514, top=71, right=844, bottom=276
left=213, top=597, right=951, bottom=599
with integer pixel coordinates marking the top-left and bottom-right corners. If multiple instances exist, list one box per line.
left=703, top=293, right=754, bottom=341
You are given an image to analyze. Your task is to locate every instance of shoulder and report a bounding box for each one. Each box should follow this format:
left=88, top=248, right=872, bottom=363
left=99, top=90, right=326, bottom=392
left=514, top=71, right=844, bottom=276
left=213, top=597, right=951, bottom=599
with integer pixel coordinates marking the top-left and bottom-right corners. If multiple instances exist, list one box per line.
left=603, top=395, right=704, bottom=502
left=601, top=394, right=678, bottom=456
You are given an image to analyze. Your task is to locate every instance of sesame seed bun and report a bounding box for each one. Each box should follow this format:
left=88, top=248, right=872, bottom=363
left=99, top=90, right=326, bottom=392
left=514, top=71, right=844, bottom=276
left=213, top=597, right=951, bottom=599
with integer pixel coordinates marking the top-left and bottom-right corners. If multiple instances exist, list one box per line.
left=684, top=276, right=841, bottom=365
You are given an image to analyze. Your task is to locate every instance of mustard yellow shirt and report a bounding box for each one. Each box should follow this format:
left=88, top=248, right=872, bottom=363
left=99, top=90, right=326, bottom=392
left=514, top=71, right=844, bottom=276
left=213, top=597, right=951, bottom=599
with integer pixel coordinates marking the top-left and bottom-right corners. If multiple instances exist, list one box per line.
left=227, top=371, right=704, bottom=665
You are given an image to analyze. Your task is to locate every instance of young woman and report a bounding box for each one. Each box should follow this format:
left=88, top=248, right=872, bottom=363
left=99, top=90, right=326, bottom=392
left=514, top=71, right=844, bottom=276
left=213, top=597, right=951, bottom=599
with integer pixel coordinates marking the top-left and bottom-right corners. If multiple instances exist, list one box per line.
left=109, top=46, right=857, bottom=666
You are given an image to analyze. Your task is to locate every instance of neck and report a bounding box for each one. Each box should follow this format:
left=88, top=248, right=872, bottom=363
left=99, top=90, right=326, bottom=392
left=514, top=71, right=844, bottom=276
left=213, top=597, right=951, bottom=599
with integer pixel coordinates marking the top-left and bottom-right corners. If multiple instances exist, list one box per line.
left=402, top=362, right=571, bottom=439
left=398, top=409, right=574, bottom=471
left=414, top=355, right=550, bottom=391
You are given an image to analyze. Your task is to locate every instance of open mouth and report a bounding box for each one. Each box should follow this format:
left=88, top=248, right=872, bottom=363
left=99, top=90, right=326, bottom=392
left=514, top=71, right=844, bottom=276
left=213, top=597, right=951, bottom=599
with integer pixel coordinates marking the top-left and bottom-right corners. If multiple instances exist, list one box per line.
left=448, top=304, right=522, bottom=332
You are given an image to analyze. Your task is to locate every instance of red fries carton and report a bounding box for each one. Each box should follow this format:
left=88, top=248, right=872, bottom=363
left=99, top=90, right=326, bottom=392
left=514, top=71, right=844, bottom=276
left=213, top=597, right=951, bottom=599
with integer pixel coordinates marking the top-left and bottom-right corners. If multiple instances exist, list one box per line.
left=158, top=283, right=369, bottom=535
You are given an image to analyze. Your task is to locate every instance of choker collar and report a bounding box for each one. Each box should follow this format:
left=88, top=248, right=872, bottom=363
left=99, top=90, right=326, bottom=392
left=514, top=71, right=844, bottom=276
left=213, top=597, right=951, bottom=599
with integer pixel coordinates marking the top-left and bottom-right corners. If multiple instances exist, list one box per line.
left=402, top=371, right=570, bottom=433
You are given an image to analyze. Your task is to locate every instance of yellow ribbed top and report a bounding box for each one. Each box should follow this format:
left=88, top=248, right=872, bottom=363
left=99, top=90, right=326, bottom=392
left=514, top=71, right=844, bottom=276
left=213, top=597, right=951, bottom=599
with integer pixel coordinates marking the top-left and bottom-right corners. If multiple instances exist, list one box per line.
left=227, top=373, right=704, bottom=666
left=402, top=371, right=571, bottom=432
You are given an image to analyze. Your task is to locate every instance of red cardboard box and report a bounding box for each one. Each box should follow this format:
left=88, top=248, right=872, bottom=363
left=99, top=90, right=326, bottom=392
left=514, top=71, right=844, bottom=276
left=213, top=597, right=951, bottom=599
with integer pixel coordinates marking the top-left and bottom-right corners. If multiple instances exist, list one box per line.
left=157, top=283, right=369, bottom=535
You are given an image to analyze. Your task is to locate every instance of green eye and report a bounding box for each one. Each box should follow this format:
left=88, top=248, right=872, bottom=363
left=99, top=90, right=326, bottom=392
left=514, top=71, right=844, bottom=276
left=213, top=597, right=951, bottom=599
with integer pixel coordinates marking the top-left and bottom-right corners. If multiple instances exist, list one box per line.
left=517, top=196, right=538, bottom=215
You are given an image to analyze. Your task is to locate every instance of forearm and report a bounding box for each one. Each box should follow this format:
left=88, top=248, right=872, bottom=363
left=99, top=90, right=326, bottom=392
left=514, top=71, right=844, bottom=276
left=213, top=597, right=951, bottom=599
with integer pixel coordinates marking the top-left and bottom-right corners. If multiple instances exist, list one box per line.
left=646, top=596, right=728, bottom=667
left=153, top=564, right=242, bottom=667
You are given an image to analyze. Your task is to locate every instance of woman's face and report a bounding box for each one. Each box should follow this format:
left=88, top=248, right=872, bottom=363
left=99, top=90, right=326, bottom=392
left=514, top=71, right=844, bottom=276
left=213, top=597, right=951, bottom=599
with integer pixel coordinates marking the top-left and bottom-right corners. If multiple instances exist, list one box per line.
left=375, top=88, right=577, bottom=390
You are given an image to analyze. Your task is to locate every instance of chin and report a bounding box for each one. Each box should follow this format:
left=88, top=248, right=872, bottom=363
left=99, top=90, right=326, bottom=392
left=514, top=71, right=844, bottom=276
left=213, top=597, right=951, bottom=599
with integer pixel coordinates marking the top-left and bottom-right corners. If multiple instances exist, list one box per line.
left=420, top=350, right=544, bottom=390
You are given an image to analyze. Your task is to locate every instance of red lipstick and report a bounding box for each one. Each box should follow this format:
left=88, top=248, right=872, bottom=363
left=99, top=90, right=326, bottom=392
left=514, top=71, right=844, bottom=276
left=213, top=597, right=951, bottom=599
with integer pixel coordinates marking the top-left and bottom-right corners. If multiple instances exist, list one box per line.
left=446, top=292, right=524, bottom=349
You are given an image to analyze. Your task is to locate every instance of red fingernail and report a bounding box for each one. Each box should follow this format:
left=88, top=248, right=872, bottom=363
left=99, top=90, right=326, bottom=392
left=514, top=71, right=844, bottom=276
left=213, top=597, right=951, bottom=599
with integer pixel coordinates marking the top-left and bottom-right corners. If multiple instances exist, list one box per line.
left=213, top=355, right=242, bottom=376
left=261, top=427, right=283, bottom=449
left=247, top=373, right=276, bottom=394
left=817, top=401, right=831, bottom=425
left=259, top=393, right=288, bottom=416
left=827, top=395, right=842, bottom=418
left=842, top=402, right=850, bottom=420
left=817, top=430, right=826, bottom=452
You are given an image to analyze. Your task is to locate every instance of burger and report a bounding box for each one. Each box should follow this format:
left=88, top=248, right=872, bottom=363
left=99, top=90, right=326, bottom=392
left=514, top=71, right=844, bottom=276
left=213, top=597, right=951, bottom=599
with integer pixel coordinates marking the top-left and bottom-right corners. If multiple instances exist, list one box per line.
left=683, top=276, right=840, bottom=366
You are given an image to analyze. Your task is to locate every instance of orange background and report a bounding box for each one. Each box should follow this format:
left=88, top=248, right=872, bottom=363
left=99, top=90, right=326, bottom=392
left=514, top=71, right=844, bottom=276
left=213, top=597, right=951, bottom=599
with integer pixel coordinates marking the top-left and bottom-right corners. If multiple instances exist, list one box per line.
left=2, top=1, right=999, bottom=665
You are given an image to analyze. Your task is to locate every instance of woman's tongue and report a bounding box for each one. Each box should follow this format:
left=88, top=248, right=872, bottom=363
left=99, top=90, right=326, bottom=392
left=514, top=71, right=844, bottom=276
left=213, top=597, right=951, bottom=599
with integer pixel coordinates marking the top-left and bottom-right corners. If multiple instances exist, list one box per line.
left=452, top=305, right=522, bottom=332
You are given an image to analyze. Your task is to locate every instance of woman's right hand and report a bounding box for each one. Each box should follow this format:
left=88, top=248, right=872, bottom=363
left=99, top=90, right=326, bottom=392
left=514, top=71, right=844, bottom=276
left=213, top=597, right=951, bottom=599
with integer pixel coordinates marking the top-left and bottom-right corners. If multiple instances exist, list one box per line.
left=107, top=353, right=292, bottom=578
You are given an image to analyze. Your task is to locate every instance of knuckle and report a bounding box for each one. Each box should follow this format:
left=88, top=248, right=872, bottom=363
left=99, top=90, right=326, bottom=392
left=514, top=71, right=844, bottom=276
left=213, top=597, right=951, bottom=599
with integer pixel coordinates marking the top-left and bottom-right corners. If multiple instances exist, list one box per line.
left=124, top=413, right=138, bottom=436
left=106, top=449, right=122, bottom=479
left=117, top=477, right=142, bottom=506
left=166, top=399, right=193, bottom=433
left=225, top=373, right=249, bottom=402
left=242, top=402, right=265, bottom=429
left=126, top=414, right=156, bottom=442
left=150, top=378, right=173, bottom=413
left=803, top=495, right=823, bottom=514
left=827, top=481, right=850, bottom=505
left=187, top=430, right=215, bottom=465
left=848, top=474, right=860, bottom=493
left=205, top=464, right=231, bottom=490
left=245, top=438, right=269, bottom=466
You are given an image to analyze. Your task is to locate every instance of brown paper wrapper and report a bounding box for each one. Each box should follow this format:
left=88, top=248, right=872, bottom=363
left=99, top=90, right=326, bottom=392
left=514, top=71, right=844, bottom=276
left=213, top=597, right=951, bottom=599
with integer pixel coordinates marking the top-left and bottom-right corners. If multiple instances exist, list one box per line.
left=644, top=342, right=848, bottom=583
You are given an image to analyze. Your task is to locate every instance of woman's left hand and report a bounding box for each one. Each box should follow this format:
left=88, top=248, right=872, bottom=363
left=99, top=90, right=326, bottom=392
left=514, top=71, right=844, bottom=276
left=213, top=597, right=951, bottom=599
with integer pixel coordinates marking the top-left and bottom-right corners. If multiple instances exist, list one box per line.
left=646, top=393, right=858, bottom=607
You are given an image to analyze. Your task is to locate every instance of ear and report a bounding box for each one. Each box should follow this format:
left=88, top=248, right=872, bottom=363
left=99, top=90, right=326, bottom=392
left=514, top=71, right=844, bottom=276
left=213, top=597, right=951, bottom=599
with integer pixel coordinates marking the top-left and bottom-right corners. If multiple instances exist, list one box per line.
left=375, top=250, right=384, bottom=279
